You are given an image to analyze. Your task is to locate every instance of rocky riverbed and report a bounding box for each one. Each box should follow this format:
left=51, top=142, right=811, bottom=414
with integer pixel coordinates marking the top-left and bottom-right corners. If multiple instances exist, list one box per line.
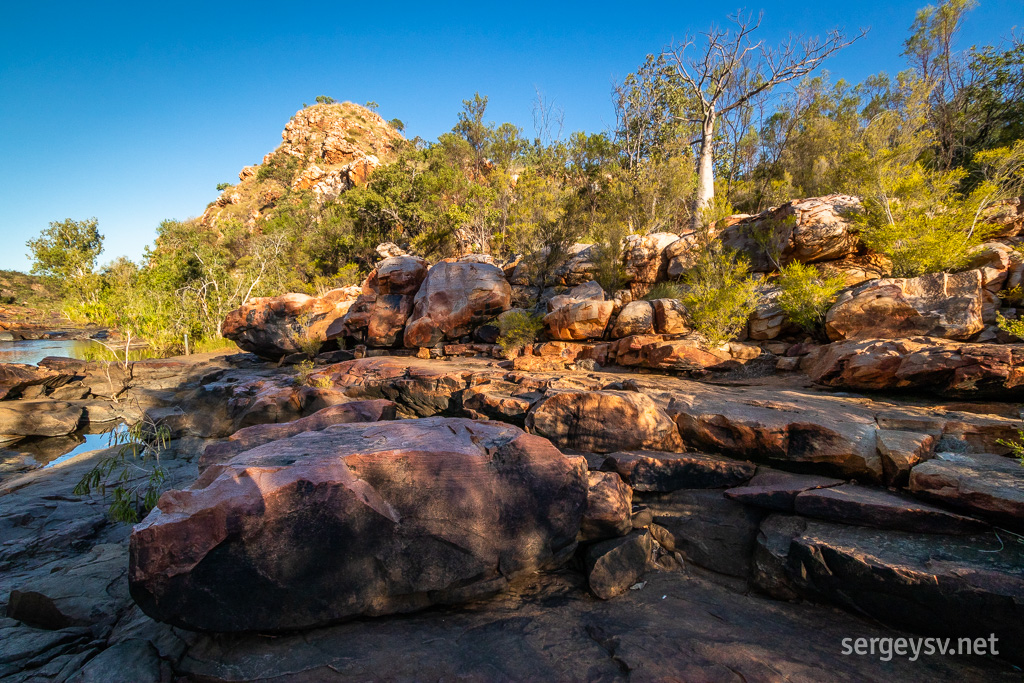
left=0, top=346, right=1021, bottom=681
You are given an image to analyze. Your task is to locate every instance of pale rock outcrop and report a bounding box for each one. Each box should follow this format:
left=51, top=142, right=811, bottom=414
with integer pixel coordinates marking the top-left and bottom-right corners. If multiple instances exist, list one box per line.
left=825, top=270, right=984, bottom=342
left=404, top=262, right=512, bottom=348
left=527, top=390, right=684, bottom=453
left=610, top=301, right=655, bottom=339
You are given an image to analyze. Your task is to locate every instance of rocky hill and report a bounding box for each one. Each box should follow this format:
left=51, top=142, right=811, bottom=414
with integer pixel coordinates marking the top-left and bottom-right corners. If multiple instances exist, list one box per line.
left=198, top=101, right=404, bottom=235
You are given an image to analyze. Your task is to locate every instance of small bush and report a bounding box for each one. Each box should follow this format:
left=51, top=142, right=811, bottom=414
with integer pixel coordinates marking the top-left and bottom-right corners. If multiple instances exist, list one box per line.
left=216, top=182, right=232, bottom=192
left=643, top=281, right=685, bottom=301
left=315, top=95, right=336, bottom=105
left=73, top=418, right=170, bottom=523
left=680, top=243, right=760, bottom=347
left=256, top=150, right=301, bottom=184
left=497, top=310, right=545, bottom=358
left=776, top=262, right=847, bottom=339
left=291, top=313, right=324, bottom=358
left=997, top=313, right=1024, bottom=340
left=995, top=428, right=1024, bottom=467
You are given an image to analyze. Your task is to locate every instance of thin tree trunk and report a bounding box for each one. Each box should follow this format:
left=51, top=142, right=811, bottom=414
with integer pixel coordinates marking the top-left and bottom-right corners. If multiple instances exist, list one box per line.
left=692, top=112, right=716, bottom=229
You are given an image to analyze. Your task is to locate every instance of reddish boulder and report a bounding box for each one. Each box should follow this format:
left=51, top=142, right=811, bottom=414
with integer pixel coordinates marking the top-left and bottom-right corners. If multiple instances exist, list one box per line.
left=404, top=262, right=511, bottom=348
left=199, top=400, right=397, bottom=471
left=581, top=471, right=634, bottom=541
left=223, top=288, right=360, bottom=360
left=129, top=418, right=587, bottom=632
left=328, top=256, right=428, bottom=347
left=526, top=390, right=684, bottom=453
left=623, top=232, right=680, bottom=297
left=544, top=300, right=614, bottom=341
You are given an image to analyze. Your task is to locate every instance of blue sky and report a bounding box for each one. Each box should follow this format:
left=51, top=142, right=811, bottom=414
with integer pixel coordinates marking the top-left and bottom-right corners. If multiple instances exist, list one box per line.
left=1, top=1, right=1021, bottom=272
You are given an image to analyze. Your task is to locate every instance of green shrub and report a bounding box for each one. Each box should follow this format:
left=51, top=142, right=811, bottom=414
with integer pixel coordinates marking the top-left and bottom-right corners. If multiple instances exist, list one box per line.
left=643, top=281, right=685, bottom=301
left=256, top=150, right=301, bottom=184
left=216, top=182, right=232, bottom=192
left=315, top=95, right=336, bottom=105
left=291, top=313, right=324, bottom=359
left=997, top=313, right=1024, bottom=341
left=73, top=418, right=170, bottom=523
left=680, top=243, right=760, bottom=347
left=497, top=310, right=545, bottom=357
left=995, top=428, right=1024, bottom=467
left=776, top=262, right=847, bottom=339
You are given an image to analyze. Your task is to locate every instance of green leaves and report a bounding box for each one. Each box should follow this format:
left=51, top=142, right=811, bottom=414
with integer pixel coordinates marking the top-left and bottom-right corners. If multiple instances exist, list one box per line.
left=776, top=262, right=847, bottom=339
left=73, top=419, right=171, bottom=524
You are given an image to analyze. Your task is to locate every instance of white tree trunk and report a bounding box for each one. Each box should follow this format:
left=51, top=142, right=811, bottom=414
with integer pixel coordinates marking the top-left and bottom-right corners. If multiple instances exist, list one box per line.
left=692, top=112, right=716, bottom=229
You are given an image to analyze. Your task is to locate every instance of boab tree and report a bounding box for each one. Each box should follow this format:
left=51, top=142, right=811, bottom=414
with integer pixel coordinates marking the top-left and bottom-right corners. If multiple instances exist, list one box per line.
left=664, top=12, right=865, bottom=225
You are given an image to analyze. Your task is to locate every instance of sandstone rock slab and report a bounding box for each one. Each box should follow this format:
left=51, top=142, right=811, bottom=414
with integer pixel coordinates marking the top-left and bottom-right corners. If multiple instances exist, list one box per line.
left=404, top=261, right=511, bottom=348
left=129, top=418, right=587, bottom=632
left=601, top=450, right=755, bottom=492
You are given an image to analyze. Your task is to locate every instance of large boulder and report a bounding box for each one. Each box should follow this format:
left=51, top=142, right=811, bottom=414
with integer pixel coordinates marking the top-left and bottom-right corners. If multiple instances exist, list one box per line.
left=623, top=233, right=680, bottom=297
left=721, top=195, right=862, bottom=271
left=403, top=262, right=512, bottom=348
left=327, top=256, right=429, bottom=347
left=543, top=300, right=614, bottom=341
left=222, top=288, right=360, bottom=360
left=610, top=301, right=655, bottom=339
left=129, top=418, right=587, bottom=632
left=806, top=337, right=1024, bottom=397
left=526, top=390, right=684, bottom=453
left=825, top=270, right=984, bottom=342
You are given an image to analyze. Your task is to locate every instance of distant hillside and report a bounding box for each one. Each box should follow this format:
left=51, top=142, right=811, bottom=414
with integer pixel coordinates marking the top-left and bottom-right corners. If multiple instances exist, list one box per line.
left=198, top=102, right=404, bottom=236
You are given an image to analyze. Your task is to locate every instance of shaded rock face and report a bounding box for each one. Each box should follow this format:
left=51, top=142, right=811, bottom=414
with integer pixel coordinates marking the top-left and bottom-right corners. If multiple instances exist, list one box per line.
left=0, top=363, right=75, bottom=400
left=825, top=270, right=984, bottom=342
left=721, top=194, right=862, bottom=271
left=404, top=262, right=512, bottom=348
left=770, top=519, right=1024, bottom=660
left=581, top=471, right=633, bottom=542
left=0, top=400, right=83, bottom=440
left=222, top=289, right=359, bottom=360
left=806, top=337, right=1024, bottom=398
left=584, top=530, right=653, bottom=599
left=526, top=390, right=683, bottom=453
left=328, top=256, right=428, bottom=347
left=129, top=418, right=587, bottom=632
left=908, top=452, right=1024, bottom=528
left=544, top=300, right=615, bottom=341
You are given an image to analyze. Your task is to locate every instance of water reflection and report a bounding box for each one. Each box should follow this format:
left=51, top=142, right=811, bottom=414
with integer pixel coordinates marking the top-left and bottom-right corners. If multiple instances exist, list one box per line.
left=0, top=338, right=96, bottom=366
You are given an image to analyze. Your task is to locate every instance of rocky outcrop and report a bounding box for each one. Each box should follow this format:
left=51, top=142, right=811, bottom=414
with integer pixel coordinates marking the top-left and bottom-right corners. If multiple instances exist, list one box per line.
left=825, top=270, right=984, bottom=341
left=327, top=256, right=428, bottom=347
left=651, top=298, right=689, bottom=335
left=581, top=471, right=634, bottom=541
left=403, top=261, right=511, bottom=348
left=623, top=233, right=680, bottom=297
left=129, top=418, right=587, bottom=632
left=0, top=401, right=83, bottom=441
left=222, top=289, right=359, bottom=360
left=526, top=390, right=683, bottom=453
left=601, top=451, right=756, bottom=492
left=721, top=194, right=862, bottom=271
left=0, top=363, right=75, bottom=400
left=806, top=337, right=1024, bottom=397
